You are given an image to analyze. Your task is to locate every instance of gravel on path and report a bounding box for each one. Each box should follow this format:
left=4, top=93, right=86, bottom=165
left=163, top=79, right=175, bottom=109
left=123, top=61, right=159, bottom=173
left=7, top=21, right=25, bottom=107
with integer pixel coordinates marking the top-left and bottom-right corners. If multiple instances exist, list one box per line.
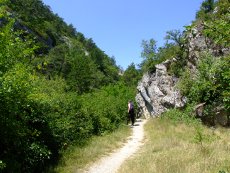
left=83, top=119, right=147, bottom=173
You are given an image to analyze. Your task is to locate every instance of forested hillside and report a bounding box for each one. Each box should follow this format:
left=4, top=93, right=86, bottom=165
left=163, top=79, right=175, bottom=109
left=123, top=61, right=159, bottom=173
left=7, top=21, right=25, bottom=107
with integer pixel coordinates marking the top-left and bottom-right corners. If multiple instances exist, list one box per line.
left=5, top=0, right=121, bottom=91
left=0, top=0, right=140, bottom=172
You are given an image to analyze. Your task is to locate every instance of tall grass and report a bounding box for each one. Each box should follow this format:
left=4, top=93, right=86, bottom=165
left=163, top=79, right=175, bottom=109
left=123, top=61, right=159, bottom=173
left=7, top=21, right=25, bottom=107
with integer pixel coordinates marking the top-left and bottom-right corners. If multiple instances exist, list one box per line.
left=49, top=124, right=131, bottom=173
left=119, top=110, right=230, bottom=173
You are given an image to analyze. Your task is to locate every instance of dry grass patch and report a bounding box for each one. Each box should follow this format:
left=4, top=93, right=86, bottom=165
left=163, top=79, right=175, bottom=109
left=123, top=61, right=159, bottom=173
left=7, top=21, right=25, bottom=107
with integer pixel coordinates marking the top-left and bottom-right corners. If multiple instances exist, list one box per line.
left=50, top=124, right=131, bottom=173
left=119, top=118, right=230, bottom=173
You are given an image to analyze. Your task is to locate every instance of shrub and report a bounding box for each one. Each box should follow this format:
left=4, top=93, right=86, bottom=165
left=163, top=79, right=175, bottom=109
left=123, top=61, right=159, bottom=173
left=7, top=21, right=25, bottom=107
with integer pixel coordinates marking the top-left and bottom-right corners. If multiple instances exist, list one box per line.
left=30, top=77, right=93, bottom=146
left=0, top=64, right=53, bottom=172
left=80, top=83, right=136, bottom=135
left=177, top=52, right=230, bottom=125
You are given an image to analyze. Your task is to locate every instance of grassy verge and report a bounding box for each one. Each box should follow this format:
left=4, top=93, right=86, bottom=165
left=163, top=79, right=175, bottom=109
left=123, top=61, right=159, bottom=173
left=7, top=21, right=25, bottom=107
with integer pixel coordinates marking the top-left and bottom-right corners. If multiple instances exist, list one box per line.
left=118, top=116, right=230, bottom=173
left=49, top=124, right=131, bottom=173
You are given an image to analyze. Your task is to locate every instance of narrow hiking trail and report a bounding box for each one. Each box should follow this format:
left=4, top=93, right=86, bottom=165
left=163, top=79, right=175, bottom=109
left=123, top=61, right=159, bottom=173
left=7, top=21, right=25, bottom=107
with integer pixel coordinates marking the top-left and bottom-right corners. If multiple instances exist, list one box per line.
left=83, top=118, right=147, bottom=173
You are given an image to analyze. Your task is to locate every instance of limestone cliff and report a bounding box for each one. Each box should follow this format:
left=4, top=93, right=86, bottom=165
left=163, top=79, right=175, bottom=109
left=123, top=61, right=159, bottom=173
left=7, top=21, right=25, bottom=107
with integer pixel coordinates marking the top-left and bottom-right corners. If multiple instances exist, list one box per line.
left=136, top=59, right=186, bottom=118
left=136, top=22, right=229, bottom=118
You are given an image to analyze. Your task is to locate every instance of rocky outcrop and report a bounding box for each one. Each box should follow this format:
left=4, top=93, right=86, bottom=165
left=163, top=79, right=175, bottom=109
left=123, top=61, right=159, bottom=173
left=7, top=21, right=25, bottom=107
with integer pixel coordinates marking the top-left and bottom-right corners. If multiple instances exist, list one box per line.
left=13, top=21, right=55, bottom=49
left=136, top=23, right=229, bottom=119
left=136, top=59, right=186, bottom=118
left=135, top=25, right=206, bottom=118
left=187, top=23, right=230, bottom=71
left=187, top=24, right=208, bottom=71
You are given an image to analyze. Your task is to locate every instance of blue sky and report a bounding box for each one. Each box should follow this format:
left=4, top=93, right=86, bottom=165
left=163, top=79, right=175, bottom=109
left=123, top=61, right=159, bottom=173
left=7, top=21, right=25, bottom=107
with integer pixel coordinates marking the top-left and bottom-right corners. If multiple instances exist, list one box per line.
left=42, top=0, right=203, bottom=69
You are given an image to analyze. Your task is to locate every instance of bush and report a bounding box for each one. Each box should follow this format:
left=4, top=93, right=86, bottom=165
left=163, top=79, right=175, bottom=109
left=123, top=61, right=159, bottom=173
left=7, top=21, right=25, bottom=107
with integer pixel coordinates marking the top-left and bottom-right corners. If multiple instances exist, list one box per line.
left=161, top=105, right=199, bottom=125
left=0, top=64, right=53, bottom=172
left=30, top=77, right=93, bottom=146
left=80, top=83, right=136, bottom=135
left=0, top=69, right=93, bottom=172
left=177, top=52, right=230, bottom=125
left=189, top=53, right=229, bottom=108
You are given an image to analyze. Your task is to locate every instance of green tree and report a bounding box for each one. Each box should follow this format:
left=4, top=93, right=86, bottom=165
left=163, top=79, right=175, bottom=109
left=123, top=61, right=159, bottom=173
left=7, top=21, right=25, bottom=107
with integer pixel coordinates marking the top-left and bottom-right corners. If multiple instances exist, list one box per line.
left=87, top=41, right=119, bottom=84
left=202, top=0, right=230, bottom=47
left=141, top=39, right=157, bottom=60
left=165, top=30, right=184, bottom=47
left=164, top=30, right=188, bottom=76
left=139, top=38, right=157, bottom=72
left=196, top=0, right=215, bottom=19
left=66, top=42, right=104, bottom=93
left=122, top=63, right=141, bottom=86
left=201, top=0, right=215, bottom=13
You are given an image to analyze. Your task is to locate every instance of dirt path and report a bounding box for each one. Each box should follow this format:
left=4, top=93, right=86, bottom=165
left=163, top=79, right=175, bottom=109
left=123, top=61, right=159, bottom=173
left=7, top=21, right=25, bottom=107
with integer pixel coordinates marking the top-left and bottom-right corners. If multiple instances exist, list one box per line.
left=83, top=118, right=147, bottom=173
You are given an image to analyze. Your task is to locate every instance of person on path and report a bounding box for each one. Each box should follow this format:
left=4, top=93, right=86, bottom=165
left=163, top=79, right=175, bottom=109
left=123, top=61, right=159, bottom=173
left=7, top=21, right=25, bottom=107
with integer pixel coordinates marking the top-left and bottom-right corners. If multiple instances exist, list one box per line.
left=127, top=100, right=135, bottom=126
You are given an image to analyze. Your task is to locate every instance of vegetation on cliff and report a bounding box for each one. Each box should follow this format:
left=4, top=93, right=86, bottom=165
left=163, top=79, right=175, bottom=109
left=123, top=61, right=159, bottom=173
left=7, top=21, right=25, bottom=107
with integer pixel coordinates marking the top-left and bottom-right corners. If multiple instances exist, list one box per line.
left=139, top=0, right=229, bottom=124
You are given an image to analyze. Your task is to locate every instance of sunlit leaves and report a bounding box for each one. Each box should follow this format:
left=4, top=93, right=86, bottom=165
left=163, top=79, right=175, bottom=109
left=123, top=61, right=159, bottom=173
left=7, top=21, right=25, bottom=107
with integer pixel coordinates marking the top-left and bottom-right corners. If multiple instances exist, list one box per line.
left=178, top=53, right=230, bottom=111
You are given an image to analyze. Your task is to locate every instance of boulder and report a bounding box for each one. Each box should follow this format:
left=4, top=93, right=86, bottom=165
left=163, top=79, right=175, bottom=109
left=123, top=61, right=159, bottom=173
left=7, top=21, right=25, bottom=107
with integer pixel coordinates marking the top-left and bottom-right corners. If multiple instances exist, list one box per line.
left=136, top=59, right=186, bottom=117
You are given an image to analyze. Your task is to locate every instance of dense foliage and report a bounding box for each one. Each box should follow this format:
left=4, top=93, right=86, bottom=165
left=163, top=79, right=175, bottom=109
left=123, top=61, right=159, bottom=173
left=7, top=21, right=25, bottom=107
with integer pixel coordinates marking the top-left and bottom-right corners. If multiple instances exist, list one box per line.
left=178, top=53, right=230, bottom=108
left=80, top=83, right=136, bottom=135
left=121, top=63, right=141, bottom=87
left=0, top=1, right=137, bottom=172
left=196, top=0, right=230, bottom=47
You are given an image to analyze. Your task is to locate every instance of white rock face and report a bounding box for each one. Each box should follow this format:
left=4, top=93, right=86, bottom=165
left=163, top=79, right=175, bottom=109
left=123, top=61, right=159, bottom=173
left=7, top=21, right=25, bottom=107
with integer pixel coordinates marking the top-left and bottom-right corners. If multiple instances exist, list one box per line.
left=136, top=23, right=229, bottom=118
left=136, top=59, right=186, bottom=117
